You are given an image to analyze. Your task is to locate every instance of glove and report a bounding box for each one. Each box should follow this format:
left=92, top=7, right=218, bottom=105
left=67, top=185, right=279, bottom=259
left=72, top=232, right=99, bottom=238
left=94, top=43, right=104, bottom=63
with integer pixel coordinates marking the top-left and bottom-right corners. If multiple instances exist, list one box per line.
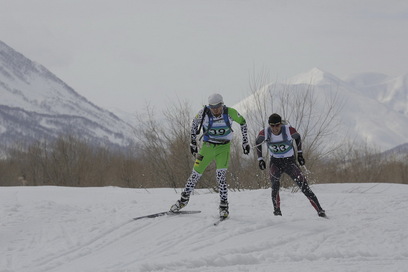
left=297, top=152, right=305, bottom=166
left=258, top=159, right=266, bottom=170
left=190, top=140, right=198, bottom=156
left=242, top=143, right=250, bottom=155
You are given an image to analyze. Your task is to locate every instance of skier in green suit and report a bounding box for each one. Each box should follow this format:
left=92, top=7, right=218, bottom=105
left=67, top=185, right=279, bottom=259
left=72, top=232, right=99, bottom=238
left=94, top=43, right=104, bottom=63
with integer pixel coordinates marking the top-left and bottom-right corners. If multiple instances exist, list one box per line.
left=170, top=93, right=250, bottom=218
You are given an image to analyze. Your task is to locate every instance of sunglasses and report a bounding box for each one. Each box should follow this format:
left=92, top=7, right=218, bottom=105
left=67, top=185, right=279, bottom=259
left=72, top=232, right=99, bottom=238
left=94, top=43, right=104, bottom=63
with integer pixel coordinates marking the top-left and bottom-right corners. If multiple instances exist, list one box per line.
left=269, top=123, right=281, bottom=127
left=208, top=103, right=223, bottom=109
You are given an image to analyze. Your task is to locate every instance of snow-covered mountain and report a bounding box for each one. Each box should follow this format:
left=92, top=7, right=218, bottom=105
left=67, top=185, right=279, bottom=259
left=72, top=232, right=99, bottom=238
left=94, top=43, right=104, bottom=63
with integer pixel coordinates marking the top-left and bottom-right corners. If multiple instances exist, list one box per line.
left=2, top=39, right=407, bottom=154
left=345, top=72, right=408, bottom=116
left=0, top=40, right=135, bottom=152
left=235, top=67, right=408, bottom=152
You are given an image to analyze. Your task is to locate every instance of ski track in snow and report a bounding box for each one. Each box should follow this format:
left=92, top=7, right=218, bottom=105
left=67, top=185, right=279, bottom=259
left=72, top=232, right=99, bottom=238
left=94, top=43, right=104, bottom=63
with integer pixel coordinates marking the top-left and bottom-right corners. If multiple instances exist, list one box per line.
left=1, top=184, right=407, bottom=272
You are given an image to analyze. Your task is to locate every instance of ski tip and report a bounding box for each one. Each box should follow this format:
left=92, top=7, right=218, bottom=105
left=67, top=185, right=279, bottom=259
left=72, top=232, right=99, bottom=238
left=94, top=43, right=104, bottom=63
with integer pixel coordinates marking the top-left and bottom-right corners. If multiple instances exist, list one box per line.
left=133, top=210, right=201, bottom=221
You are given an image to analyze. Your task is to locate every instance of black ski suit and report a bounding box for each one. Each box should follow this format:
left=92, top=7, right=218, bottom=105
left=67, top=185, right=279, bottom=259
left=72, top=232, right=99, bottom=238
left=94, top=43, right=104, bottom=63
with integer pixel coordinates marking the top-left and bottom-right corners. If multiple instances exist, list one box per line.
left=255, top=125, right=324, bottom=213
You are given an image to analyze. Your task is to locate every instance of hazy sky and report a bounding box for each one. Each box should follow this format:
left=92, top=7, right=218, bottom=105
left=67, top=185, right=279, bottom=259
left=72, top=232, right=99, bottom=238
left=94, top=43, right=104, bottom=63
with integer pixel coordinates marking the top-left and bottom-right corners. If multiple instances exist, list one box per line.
left=1, top=0, right=408, bottom=114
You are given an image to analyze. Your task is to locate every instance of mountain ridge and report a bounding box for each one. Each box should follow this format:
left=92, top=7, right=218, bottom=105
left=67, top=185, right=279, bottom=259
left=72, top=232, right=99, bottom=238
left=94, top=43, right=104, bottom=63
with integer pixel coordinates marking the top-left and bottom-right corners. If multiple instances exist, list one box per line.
left=2, top=40, right=407, bottom=154
left=234, top=67, right=408, bottom=152
left=0, top=40, right=135, bottom=153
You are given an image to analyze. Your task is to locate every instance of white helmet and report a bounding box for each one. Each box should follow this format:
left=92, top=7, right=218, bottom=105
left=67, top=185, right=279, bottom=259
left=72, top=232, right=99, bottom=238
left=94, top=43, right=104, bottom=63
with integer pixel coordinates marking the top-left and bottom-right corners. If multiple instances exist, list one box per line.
left=208, top=93, right=224, bottom=108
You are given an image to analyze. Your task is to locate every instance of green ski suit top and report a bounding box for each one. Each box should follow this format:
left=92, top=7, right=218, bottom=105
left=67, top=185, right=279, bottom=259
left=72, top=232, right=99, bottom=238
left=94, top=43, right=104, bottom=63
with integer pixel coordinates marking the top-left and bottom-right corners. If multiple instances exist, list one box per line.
left=191, top=106, right=248, bottom=174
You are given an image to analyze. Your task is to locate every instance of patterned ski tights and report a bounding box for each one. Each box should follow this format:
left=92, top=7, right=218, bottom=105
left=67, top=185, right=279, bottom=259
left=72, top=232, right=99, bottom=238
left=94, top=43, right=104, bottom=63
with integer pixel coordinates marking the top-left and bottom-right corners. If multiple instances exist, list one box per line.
left=183, top=168, right=228, bottom=202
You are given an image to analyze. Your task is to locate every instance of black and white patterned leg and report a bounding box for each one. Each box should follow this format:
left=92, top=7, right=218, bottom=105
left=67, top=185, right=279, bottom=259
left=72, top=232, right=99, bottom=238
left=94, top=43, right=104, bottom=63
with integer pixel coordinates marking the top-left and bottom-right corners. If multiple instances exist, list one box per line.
left=184, top=169, right=202, bottom=195
left=216, top=168, right=228, bottom=202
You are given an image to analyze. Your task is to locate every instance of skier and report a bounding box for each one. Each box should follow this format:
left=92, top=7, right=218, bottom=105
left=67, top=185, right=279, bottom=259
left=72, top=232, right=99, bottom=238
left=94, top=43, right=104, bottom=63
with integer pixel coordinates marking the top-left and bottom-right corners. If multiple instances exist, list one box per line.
left=255, top=113, right=326, bottom=217
left=170, top=93, right=250, bottom=219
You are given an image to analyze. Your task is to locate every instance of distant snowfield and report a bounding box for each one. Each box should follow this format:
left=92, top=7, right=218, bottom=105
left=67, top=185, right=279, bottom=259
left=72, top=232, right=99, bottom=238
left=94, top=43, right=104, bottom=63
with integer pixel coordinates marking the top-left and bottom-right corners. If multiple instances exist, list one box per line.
left=1, top=183, right=407, bottom=272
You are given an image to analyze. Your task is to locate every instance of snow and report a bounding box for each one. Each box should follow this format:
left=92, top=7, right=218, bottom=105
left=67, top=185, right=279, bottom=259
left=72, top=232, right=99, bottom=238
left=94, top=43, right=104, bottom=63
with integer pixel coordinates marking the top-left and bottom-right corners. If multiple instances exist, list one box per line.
left=1, top=183, right=407, bottom=272
left=287, top=67, right=344, bottom=86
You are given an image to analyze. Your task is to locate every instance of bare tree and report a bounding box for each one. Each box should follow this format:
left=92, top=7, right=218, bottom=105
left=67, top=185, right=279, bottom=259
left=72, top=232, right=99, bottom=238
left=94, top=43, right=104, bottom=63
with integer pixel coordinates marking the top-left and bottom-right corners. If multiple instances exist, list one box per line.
left=242, top=70, right=344, bottom=161
left=134, top=101, right=195, bottom=189
left=234, top=68, right=346, bottom=189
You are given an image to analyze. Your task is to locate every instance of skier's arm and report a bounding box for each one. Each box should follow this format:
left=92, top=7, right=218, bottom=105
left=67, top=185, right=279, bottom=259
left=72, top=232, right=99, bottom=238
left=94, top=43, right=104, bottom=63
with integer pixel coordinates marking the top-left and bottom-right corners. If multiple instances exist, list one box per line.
left=227, top=107, right=248, bottom=144
left=240, top=124, right=248, bottom=146
left=227, top=107, right=246, bottom=126
left=191, top=108, right=205, bottom=143
left=255, top=130, right=265, bottom=159
left=290, top=126, right=302, bottom=152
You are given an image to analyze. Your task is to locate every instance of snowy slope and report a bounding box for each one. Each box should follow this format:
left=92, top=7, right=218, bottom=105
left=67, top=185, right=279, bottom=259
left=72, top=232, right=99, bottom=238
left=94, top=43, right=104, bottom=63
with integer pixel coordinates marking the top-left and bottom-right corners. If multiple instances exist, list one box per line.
left=0, top=40, right=135, bottom=150
left=345, top=72, right=408, bottom=116
left=235, top=68, right=408, bottom=152
left=1, top=183, right=407, bottom=272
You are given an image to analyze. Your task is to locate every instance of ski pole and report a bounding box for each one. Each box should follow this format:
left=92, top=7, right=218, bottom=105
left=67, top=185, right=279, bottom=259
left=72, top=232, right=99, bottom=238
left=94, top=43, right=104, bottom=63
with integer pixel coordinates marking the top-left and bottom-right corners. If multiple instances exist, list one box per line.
left=301, top=165, right=311, bottom=175
left=250, top=140, right=265, bottom=149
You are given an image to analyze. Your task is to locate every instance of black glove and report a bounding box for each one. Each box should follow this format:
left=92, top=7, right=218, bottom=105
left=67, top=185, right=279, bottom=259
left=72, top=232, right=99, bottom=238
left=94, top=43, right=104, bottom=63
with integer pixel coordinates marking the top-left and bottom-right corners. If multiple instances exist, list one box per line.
left=242, top=143, right=250, bottom=155
left=297, top=152, right=305, bottom=166
left=190, top=140, right=198, bottom=156
left=258, top=159, right=266, bottom=170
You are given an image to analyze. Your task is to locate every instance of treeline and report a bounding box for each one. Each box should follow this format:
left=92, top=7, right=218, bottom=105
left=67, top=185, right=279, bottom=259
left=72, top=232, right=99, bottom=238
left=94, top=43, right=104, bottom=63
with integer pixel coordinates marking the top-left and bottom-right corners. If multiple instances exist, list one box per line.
left=0, top=102, right=407, bottom=188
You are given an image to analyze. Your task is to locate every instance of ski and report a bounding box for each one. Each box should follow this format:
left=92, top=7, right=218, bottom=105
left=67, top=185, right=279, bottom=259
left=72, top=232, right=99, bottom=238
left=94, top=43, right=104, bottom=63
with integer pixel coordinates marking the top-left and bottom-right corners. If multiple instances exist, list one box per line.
left=320, top=214, right=329, bottom=219
left=133, top=210, right=201, bottom=221
left=213, top=216, right=228, bottom=226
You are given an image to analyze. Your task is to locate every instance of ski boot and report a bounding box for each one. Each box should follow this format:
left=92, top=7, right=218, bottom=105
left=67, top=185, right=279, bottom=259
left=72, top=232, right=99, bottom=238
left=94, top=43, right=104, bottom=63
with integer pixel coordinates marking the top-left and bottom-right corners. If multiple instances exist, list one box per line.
left=273, top=208, right=282, bottom=216
left=219, top=200, right=229, bottom=219
left=170, top=192, right=189, bottom=213
left=317, top=209, right=326, bottom=217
